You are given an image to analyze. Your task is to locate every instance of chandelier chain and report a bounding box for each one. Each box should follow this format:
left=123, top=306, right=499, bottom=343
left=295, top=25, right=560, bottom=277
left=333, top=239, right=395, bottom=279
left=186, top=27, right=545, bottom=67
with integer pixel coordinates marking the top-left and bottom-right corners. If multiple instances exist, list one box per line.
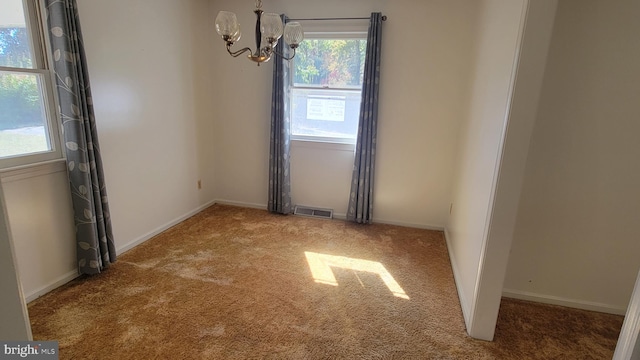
left=255, top=0, right=262, bottom=10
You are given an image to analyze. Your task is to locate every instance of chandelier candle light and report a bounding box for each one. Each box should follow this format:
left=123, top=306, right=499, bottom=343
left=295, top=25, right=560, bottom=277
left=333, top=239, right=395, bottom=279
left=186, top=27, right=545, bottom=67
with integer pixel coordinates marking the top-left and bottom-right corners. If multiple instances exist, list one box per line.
left=215, top=0, right=304, bottom=65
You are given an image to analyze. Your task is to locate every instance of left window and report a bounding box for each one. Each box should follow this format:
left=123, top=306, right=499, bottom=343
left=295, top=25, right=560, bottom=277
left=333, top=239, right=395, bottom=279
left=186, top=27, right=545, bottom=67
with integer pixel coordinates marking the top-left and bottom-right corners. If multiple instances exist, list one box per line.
left=0, top=0, right=61, bottom=169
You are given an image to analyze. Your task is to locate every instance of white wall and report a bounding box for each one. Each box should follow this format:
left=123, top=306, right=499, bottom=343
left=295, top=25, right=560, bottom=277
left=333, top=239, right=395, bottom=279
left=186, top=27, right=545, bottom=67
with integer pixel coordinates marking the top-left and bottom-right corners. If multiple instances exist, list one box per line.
left=0, top=185, right=32, bottom=340
left=1, top=164, right=76, bottom=302
left=445, top=0, right=527, bottom=340
left=504, top=0, right=640, bottom=314
left=1, top=0, right=217, bottom=302
left=210, top=0, right=479, bottom=228
left=77, top=0, right=216, bottom=251
left=290, top=142, right=353, bottom=217
left=466, top=0, right=558, bottom=340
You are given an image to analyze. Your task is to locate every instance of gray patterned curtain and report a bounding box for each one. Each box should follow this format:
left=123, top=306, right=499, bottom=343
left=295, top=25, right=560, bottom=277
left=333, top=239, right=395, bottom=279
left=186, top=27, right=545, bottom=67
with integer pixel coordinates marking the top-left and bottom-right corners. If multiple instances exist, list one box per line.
left=268, top=14, right=292, bottom=214
left=347, top=13, right=383, bottom=224
left=45, top=0, right=116, bottom=275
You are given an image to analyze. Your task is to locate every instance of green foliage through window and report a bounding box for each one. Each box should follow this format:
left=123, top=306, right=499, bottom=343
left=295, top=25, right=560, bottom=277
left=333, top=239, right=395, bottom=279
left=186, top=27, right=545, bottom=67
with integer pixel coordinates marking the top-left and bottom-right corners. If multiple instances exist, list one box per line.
left=293, top=38, right=366, bottom=88
left=0, top=73, right=42, bottom=130
left=0, top=27, right=33, bottom=68
left=1, top=27, right=40, bottom=131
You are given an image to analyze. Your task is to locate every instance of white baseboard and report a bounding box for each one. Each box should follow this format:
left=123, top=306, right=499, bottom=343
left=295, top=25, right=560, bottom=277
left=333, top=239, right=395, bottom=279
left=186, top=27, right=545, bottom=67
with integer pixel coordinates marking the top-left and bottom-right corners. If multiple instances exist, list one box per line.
left=502, top=289, right=627, bottom=315
left=320, top=213, right=445, bottom=230
left=372, top=217, right=444, bottom=231
left=304, top=212, right=443, bottom=229
left=117, top=200, right=216, bottom=255
left=214, top=200, right=445, bottom=231
left=444, top=228, right=472, bottom=328
left=25, top=270, right=78, bottom=303
left=213, top=199, right=267, bottom=210
left=332, top=212, right=347, bottom=220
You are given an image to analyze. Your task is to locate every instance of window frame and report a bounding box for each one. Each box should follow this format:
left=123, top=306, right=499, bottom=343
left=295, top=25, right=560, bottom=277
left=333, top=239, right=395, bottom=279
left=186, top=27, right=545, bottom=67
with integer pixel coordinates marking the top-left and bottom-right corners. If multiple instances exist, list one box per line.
left=0, top=0, right=62, bottom=170
left=289, top=30, right=368, bottom=145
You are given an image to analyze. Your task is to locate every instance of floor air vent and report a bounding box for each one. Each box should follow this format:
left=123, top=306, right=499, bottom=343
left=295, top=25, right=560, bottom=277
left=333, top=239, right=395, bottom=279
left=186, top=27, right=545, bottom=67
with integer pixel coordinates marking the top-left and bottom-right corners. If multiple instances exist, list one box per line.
left=294, top=205, right=333, bottom=219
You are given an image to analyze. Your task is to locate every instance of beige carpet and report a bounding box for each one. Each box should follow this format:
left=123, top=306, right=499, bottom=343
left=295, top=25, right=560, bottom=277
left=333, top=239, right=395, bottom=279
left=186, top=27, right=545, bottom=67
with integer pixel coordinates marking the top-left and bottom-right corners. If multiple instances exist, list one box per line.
left=28, top=205, right=623, bottom=359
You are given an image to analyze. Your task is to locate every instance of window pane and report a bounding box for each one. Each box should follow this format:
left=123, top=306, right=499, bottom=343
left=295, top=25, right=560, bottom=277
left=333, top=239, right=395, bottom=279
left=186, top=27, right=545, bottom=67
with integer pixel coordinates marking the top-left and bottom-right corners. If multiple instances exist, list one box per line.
left=291, top=88, right=361, bottom=140
left=0, top=0, right=34, bottom=68
left=0, top=72, right=51, bottom=158
left=293, top=39, right=366, bottom=88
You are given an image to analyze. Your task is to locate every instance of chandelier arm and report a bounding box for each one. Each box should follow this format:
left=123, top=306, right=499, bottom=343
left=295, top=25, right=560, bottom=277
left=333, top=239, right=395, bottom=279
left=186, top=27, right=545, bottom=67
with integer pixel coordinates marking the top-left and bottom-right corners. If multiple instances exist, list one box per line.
left=226, top=44, right=254, bottom=58
left=270, top=47, right=297, bottom=61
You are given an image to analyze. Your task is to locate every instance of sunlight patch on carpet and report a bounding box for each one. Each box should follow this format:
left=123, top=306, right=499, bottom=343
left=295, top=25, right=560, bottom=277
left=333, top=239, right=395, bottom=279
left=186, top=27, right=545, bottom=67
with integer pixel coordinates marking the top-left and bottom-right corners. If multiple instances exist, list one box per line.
left=304, top=251, right=410, bottom=299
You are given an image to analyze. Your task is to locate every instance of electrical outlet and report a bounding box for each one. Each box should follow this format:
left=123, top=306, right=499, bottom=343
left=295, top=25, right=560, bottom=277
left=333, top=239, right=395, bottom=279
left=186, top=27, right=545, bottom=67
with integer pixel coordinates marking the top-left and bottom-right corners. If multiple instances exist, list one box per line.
left=197, top=180, right=202, bottom=190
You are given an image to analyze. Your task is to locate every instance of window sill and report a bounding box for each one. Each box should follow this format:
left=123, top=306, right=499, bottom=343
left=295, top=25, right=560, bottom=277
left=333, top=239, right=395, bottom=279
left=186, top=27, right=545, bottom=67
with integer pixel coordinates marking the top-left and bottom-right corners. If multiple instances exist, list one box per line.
left=291, top=138, right=355, bottom=152
left=0, top=159, right=67, bottom=184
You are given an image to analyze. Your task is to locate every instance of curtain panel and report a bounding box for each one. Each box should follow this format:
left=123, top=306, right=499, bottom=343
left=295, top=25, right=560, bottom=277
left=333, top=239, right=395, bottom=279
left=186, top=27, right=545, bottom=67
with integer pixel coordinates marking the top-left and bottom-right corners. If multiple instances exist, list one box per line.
left=45, top=0, right=116, bottom=274
left=268, top=14, right=292, bottom=215
left=347, top=13, right=383, bottom=224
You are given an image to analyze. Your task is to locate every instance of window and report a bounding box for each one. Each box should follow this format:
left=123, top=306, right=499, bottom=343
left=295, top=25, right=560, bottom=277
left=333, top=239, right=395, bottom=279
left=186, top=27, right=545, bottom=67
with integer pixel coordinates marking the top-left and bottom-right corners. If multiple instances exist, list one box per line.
left=0, top=0, right=61, bottom=169
left=290, top=32, right=367, bottom=144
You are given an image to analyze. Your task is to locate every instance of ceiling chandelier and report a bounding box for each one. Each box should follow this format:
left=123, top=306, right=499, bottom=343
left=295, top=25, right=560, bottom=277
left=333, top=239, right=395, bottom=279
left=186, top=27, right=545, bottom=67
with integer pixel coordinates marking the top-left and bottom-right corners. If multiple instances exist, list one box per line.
left=214, top=0, right=304, bottom=65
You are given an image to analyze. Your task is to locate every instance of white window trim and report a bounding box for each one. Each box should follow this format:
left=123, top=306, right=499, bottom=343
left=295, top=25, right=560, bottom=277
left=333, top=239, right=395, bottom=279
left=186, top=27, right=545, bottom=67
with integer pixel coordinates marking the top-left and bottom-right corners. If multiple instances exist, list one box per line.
left=292, top=135, right=356, bottom=146
left=0, top=158, right=66, bottom=183
left=299, top=31, right=368, bottom=40
left=289, top=30, right=367, bottom=145
left=291, top=138, right=355, bottom=153
left=0, top=0, right=63, bottom=170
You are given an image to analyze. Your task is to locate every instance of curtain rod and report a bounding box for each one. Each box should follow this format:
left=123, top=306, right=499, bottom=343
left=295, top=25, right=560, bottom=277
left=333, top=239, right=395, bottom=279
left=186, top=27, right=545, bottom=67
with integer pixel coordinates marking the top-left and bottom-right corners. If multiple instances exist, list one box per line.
left=289, top=16, right=387, bottom=22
